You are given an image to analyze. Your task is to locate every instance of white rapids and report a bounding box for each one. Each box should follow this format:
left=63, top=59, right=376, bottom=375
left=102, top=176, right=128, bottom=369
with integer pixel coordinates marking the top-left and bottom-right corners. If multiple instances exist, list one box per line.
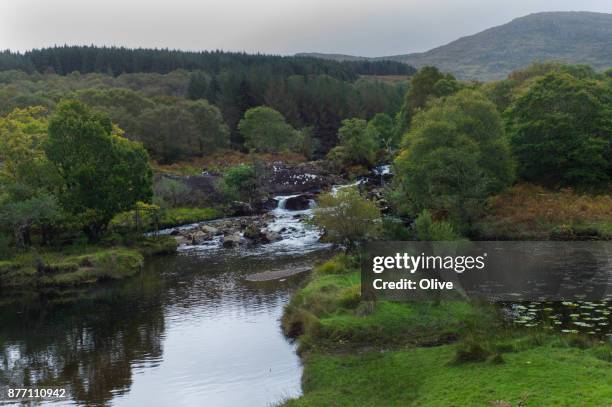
left=171, top=194, right=331, bottom=258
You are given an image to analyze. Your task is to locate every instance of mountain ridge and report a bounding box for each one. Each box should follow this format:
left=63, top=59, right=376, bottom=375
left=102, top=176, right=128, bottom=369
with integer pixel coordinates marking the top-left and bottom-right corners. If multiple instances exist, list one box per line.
left=297, top=11, right=612, bottom=80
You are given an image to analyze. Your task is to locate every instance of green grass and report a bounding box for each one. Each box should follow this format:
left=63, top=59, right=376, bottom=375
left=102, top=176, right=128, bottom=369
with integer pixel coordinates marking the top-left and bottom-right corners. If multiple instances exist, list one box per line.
left=0, top=236, right=176, bottom=288
left=281, top=255, right=612, bottom=406
left=285, top=344, right=611, bottom=407
left=110, top=207, right=223, bottom=232
left=282, top=258, right=496, bottom=352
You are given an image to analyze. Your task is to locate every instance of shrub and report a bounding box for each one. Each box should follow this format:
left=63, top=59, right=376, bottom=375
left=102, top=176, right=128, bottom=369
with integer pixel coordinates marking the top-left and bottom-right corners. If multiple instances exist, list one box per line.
left=414, top=210, right=461, bottom=241
left=312, top=187, right=381, bottom=248
left=453, top=339, right=491, bottom=364
left=217, top=164, right=257, bottom=203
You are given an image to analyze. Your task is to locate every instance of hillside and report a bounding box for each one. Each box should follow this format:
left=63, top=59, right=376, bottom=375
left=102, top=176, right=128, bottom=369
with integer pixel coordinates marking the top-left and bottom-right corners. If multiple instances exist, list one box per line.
left=299, top=12, right=612, bottom=80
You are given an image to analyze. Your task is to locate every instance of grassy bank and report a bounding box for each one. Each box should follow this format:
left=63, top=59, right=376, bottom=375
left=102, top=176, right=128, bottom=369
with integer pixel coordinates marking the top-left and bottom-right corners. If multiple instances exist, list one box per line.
left=0, top=236, right=176, bottom=288
left=282, top=255, right=612, bottom=406
left=475, top=184, right=612, bottom=240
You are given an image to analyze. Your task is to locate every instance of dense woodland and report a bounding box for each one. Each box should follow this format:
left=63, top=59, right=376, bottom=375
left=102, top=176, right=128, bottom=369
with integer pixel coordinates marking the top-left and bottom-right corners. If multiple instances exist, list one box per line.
left=0, top=47, right=414, bottom=157
left=0, top=46, right=611, bottom=260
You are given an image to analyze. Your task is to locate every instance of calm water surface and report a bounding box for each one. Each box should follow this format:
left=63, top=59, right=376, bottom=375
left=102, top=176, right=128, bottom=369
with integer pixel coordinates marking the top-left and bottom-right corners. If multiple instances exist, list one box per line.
left=0, top=196, right=331, bottom=407
left=0, top=252, right=329, bottom=407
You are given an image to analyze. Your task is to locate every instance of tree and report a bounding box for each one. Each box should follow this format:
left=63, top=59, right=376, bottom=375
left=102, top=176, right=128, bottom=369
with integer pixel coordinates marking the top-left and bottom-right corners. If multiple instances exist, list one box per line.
left=238, top=106, right=299, bottom=153
left=153, top=178, right=192, bottom=208
left=184, top=99, right=230, bottom=154
left=137, top=105, right=199, bottom=163
left=506, top=72, right=612, bottom=187
left=394, top=89, right=514, bottom=230
left=311, top=187, right=381, bottom=248
left=327, top=118, right=378, bottom=170
left=44, top=100, right=153, bottom=239
left=0, top=192, right=60, bottom=250
left=367, top=113, right=397, bottom=151
left=395, top=66, right=459, bottom=134
left=0, top=107, right=63, bottom=248
left=187, top=71, right=209, bottom=100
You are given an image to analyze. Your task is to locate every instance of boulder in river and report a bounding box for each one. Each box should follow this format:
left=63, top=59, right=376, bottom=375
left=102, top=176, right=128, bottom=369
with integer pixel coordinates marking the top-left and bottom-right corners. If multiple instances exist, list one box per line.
left=222, top=233, right=242, bottom=247
left=263, top=230, right=282, bottom=243
left=229, top=201, right=255, bottom=216
left=283, top=195, right=312, bottom=211
left=191, top=230, right=212, bottom=244
left=201, top=225, right=220, bottom=235
left=243, top=225, right=266, bottom=242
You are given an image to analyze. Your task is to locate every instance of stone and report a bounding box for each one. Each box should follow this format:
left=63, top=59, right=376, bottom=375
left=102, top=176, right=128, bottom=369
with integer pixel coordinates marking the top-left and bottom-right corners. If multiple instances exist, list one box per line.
left=190, top=231, right=212, bottom=244
left=229, top=201, right=254, bottom=216
left=201, top=225, right=220, bottom=235
left=283, top=195, right=312, bottom=211
left=222, top=233, right=242, bottom=247
left=264, top=231, right=282, bottom=243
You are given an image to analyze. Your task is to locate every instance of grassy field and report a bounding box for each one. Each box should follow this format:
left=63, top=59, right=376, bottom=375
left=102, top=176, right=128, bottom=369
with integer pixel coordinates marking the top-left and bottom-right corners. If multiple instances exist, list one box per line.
left=475, top=183, right=612, bottom=240
left=281, top=255, right=612, bottom=406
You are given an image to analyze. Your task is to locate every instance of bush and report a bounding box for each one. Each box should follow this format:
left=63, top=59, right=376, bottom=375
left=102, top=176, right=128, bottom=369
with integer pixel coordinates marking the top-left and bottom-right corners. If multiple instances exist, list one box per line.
left=312, top=187, right=381, bottom=248
left=315, top=254, right=358, bottom=275
left=217, top=164, right=257, bottom=202
left=414, top=210, right=461, bottom=241
left=453, top=339, right=491, bottom=364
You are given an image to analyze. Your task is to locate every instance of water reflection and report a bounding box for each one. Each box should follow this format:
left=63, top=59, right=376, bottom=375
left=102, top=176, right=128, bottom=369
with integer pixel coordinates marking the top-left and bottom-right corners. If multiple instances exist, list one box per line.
left=0, top=252, right=324, bottom=406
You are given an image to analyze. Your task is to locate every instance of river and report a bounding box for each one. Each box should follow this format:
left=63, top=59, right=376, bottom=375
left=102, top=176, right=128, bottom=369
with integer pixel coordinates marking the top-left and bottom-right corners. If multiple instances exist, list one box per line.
left=0, top=196, right=332, bottom=407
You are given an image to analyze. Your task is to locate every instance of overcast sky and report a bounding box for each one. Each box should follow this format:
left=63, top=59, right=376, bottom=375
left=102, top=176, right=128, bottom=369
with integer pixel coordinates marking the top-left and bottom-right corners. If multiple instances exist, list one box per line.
left=1, top=0, right=611, bottom=57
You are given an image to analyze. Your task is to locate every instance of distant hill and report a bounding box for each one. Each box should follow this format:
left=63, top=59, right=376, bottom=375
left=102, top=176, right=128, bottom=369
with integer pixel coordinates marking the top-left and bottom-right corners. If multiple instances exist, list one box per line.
left=298, top=12, right=612, bottom=80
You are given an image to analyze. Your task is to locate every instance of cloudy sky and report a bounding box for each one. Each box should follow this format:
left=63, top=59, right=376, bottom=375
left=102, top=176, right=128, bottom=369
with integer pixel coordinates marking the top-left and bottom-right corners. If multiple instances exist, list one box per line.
left=1, top=0, right=611, bottom=56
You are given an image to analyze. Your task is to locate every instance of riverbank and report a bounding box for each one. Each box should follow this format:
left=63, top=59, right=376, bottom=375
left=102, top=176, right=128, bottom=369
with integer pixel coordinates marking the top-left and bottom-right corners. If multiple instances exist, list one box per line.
left=281, top=255, right=612, bottom=406
left=0, top=236, right=177, bottom=288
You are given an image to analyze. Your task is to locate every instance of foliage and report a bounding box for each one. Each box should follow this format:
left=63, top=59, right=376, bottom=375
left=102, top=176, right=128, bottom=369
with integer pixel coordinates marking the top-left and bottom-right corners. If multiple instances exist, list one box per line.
left=0, top=67, right=408, bottom=156
left=0, top=193, right=61, bottom=250
left=395, top=66, right=460, bottom=134
left=394, top=89, right=514, bottom=230
left=111, top=207, right=221, bottom=233
left=506, top=71, right=612, bottom=188
left=217, top=164, right=257, bottom=202
left=238, top=106, right=300, bottom=153
left=44, top=100, right=153, bottom=240
left=327, top=118, right=378, bottom=170
left=292, top=126, right=320, bottom=159
left=367, top=113, right=398, bottom=151
left=136, top=104, right=197, bottom=163
left=0, top=46, right=414, bottom=77
left=311, top=187, right=381, bottom=247
left=414, top=210, right=461, bottom=241
left=185, top=99, right=230, bottom=154
left=153, top=178, right=193, bottom=208
left=0, top=107, right=64, bottom=249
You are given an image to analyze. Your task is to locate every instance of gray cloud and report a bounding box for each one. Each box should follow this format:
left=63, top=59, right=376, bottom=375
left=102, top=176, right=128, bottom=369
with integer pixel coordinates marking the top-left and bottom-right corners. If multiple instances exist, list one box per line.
left=1, top=0, right=611, bottom=56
